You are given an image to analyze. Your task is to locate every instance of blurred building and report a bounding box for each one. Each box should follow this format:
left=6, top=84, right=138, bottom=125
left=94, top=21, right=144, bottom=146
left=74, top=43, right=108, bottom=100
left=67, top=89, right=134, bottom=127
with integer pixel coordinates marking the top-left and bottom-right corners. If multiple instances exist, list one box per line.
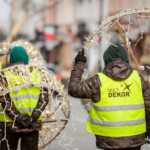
left=109, top=0, right=150, bottom=14
left=2, top=0, right=109, bottom=40
left=2, top=0, right=150, bottom=40
left=1, top=0, right=150, bottom=79
left=0, top=0, right=10, bottom=41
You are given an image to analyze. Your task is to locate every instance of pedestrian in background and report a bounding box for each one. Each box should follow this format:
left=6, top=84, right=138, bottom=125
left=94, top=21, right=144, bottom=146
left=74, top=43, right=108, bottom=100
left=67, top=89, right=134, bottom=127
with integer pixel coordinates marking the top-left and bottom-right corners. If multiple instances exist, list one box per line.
left=0, top=46, right=49, bottom=150
left=68, top=43, right=150, bottom=150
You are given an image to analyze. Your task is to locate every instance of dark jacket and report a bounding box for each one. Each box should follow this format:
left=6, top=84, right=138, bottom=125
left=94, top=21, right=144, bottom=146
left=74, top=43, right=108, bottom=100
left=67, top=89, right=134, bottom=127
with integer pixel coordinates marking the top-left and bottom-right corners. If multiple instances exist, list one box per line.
left=68, top=58, right=150, bottom=149
left=0, top=64, right=49, bottom=133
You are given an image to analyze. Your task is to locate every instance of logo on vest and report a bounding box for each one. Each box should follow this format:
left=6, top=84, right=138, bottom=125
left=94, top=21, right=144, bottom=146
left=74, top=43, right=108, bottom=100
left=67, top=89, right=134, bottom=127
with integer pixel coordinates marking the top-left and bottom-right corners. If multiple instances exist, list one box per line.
left=108, top=82, right=133, bottom=97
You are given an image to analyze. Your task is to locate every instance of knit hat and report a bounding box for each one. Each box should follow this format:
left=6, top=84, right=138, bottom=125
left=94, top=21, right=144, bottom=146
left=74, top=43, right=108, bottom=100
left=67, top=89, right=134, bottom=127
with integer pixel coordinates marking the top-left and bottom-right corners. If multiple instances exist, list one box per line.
left=103, top=43, right=129, bottom=65
left=10, top=46, right=29, bottom=64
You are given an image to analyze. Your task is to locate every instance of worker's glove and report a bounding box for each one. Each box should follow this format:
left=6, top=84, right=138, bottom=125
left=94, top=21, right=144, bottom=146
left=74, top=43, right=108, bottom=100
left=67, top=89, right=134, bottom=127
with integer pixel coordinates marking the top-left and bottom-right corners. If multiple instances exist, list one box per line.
left=17, top=115, right=31, bottom=128
left=75, top=48, right=87, bottom=64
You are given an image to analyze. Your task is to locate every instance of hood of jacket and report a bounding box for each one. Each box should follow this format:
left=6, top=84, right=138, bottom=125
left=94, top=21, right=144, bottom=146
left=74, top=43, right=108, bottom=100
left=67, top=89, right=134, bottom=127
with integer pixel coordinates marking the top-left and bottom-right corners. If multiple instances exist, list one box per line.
left=103, top=58, right=133, bottom=81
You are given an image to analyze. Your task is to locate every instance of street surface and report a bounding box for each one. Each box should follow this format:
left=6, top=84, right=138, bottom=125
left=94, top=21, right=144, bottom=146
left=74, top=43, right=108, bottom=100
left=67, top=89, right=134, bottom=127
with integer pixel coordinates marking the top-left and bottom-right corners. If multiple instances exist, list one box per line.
left=45, top=96, right=149, bottom=150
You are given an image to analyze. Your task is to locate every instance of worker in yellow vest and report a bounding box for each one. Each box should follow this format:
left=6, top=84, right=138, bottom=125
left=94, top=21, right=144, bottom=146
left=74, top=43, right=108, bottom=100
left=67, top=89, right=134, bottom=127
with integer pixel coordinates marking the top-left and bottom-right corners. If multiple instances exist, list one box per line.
left=0, top=46, right=49, bottom=150
left=68, top=43, right=150, bottom=150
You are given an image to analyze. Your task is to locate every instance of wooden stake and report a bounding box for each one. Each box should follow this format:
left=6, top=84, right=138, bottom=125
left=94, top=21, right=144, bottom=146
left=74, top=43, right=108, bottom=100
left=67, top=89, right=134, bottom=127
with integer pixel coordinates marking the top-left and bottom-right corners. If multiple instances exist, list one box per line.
left=115, top=20, right=140, bottom=70
left=5, top=8, right=29, bottom=43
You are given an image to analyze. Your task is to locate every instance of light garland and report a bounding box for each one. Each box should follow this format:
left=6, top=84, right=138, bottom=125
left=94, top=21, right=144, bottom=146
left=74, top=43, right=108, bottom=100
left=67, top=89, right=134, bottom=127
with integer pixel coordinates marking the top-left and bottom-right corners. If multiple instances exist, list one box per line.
left=84, top=8, right=150, bottom=53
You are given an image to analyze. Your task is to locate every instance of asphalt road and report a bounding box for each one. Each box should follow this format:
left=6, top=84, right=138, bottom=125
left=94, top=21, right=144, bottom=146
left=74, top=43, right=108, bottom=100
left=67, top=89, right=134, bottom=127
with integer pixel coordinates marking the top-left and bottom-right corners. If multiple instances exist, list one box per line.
left=44, top=96, right=149, bottom=150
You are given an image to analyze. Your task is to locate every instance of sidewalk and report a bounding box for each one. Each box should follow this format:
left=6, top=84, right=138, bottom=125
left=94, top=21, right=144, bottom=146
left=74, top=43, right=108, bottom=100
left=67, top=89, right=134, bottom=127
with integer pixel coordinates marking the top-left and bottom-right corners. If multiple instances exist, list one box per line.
left=44, top=96, right=149, bottom=150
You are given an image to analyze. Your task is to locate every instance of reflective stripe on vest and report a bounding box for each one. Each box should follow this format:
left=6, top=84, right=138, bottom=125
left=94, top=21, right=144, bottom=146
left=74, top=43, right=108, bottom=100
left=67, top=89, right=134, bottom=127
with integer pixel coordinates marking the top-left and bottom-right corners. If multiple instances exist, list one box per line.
left=0, top=106, right=34, bottom=114
left=91, top=103, right=145, bottom=111
left=0, top=67, right=42, bottom=122
left=87, top=116, right=145, bottom=127
left=19, top=107, right=34, bottom=114
left=86, top=70, right=146, bottom=137
left=11, top=94, right=39, bottom=102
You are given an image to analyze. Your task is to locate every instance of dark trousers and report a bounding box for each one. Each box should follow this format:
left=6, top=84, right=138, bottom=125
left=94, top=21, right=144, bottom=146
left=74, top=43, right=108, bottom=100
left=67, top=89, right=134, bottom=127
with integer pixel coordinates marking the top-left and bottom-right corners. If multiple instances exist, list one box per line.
left=0, top=131, right=39, bottom=150
left=104, top=146, right=141, bottom=150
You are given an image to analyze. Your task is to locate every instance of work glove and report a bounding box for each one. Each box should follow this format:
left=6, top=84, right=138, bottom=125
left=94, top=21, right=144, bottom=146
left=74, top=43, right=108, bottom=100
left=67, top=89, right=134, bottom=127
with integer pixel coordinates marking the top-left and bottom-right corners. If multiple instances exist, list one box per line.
left=75, top=48, right=87, bottom=64
left=17, top=115, right=31, bottom=128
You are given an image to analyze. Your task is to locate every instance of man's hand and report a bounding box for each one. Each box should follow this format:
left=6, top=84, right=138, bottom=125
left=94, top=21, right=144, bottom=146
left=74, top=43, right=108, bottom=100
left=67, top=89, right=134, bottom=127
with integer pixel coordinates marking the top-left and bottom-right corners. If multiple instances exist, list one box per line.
left=75, top=48, right=87, bottom=64
left=17, top=115, right=31, bottom=128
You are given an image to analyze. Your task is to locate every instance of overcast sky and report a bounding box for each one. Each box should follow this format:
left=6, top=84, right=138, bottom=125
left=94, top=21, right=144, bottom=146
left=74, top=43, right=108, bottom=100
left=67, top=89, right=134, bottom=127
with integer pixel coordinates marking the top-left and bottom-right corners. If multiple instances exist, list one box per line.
left=0, top=0, right=10, bottom=22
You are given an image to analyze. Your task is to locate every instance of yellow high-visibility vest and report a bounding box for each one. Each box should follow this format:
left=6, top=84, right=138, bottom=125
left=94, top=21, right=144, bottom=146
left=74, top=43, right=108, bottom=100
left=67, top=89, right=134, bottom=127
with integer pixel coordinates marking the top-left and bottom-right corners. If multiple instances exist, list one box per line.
left=86, top=70, right=146, bottom=137
left=0, top=62, right=2, bottom=70
left=0, top=67, right=42, bottom=122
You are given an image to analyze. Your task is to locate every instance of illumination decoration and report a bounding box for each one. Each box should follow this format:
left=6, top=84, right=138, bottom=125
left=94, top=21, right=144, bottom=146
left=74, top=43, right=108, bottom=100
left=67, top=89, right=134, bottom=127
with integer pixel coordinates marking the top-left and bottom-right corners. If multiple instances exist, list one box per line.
left=0, top=40, right=46, bottom=68
left=11, top=40, right=47, bottom=68
left=0, top=40, right=70, bottom=149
